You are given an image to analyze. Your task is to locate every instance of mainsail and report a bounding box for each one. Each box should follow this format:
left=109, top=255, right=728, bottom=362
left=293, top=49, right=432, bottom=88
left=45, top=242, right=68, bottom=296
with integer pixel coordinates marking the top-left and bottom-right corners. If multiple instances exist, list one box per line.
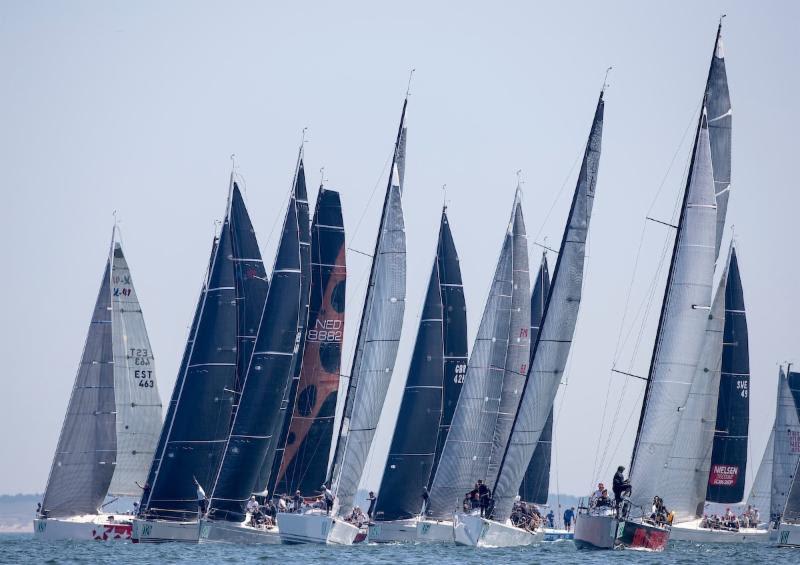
left=273, top=188, right=346, bottom=496
left=106, top=238, right=163, bottom=497
left=747, top=367, right=800, bottom=522
left=329, top=103, right=407, bottom=516
left=141, top=179, right=266, bottom=520
left=427, top=193, right=528, bottom=519
left=374, top=208, right=467, bottom=522
left=207, top=170, right=302, bottom=522
left=659, top=252, right=727, bottom=520
left=491, top=92, right=604, bottom=521
left=262, top=154, right=312, bottom=495
left=519, top=253, right=552, bottom=505
left=705, top=21, right=732, bottom=257
left=628, top=109, right=717, bottom=510
left=778, top=370, right=800, bottom=523
left=706, top=246, right=750, bottom=503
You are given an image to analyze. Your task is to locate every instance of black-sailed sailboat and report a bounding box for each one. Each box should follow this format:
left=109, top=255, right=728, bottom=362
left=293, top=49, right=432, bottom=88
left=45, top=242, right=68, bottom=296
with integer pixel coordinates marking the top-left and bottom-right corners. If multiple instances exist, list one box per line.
left=369, top=207, right=468, bottom=543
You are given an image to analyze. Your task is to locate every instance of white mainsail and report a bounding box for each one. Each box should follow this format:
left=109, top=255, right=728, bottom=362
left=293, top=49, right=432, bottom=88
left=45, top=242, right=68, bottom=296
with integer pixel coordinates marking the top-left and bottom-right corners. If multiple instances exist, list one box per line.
left=107, top=237, right=163, bottom=496
left=766, top=368, right=800, bottom=520
left=628, top=110, right=717, bottom=510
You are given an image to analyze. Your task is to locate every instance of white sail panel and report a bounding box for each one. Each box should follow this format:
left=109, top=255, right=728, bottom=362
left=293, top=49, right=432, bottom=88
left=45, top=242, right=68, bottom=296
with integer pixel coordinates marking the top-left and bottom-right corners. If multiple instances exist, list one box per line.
left=746, top=428, right=774, bottom=522
left=770, top=368, right=800, bottom=520
left=629, top=113, right=717, bottom=509
left=107, top=240, right=163, bottom=496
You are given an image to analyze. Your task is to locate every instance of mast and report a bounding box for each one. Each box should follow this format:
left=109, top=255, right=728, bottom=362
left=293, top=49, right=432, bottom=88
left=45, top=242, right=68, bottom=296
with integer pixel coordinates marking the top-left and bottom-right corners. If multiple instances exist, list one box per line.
left=327, top=98, right=408, bottom=516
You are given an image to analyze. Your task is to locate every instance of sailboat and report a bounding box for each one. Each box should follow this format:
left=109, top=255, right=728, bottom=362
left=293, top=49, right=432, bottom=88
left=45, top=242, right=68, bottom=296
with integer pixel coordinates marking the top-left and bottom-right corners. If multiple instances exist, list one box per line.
left=367, top=207, right=468, bottom=543
left=773, top=369, right=800, bottom=547
left=420, top=186, right=530, bottom=546
left=35, top=227, right=163, bottom=541
left=278, top=98, right=407, bottom=545
left=575, top=97, right=717, bottom=551
left=198, top=153, right=305, bottom=544
left=454, top=90, right=604, bottom=548
left=132, top=175, right=268, bottom=543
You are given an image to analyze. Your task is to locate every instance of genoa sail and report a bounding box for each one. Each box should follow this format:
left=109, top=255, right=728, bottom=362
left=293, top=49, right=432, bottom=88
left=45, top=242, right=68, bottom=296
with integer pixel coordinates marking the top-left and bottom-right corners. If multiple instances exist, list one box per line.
left=374, top=208, right=467, bottom=522
left=628, top=109, right=717, bottom=510
left=328, top=104, right=407, bottom=517
left=706, top=246, right=749, bottom=503
left=207, top=172, right=302, bottom=522
left=107, top=238, right=163, bottom=497
left=519, top=253, right=552, bottom=505
left=427, top=193, right=528, bottom=519
left=272, top=187, right=346, bottom=497
left=141, top=180, right=265, bottom=521
left=491, top=92, right=604, bottom=521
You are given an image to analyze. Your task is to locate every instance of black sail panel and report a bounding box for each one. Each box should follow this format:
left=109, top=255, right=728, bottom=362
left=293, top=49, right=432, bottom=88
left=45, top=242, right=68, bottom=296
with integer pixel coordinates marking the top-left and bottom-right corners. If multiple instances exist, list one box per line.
left=42, top=259, right=115, bottom=517
left=519, top=253, right=552, bottom=505
left=142, top=222, right=238, bottom=521
left=273, top=188, right=346, bottom=496
left=207, top=182, right=302, bottom=522
left=263, top=158, right=312, bottom=495
left=707, top=247, right=749, bottom=502
left=430, top=211, right=468, bottom=486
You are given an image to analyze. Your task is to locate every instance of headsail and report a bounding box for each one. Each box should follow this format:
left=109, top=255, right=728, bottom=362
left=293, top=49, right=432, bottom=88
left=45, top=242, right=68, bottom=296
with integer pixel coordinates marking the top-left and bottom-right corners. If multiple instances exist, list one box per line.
left=705, top=21, right=732, bottom=257
left=374, top=208, right=467, bottom=522
left=328, top=102, right=407, bottom=517
left=273, top=188, right=346, bottom=496
left=629, top=109, right=717, bottom=509
left=42, top=246, right=117, bottom=517
left=491, top=92, right=604, bottom=521
left=427, top=193, right=528, bottom=519
left=519, top=253, right=552, bottom=505
left=207, top=170, right=302, bottom=522
left=107, top=235, right=163, bottom=497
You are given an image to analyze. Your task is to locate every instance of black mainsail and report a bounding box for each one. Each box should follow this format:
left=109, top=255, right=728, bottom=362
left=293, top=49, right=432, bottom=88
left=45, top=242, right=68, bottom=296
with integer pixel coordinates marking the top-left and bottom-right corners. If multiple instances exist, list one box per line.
left=273, top=188, right=346, bottom=496
left=374, top=208, right=467, bottom=522
left=207, top=171, right=302, bottom=522
left=518, top=253, right=552, bottom=505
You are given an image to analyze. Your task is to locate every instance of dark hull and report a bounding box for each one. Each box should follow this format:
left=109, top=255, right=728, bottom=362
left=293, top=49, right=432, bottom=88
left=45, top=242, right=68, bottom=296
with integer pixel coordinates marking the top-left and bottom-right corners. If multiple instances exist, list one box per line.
left=574, top=512, right=669, bottom=552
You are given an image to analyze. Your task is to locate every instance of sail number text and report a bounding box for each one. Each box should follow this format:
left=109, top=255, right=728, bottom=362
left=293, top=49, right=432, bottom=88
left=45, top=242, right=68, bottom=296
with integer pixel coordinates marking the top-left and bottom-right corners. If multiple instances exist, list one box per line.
left=307, top=319, right=342, bottom=343
left=736, top=379, right=748, bottom=398
left=131, top=349, right=154, bottom=387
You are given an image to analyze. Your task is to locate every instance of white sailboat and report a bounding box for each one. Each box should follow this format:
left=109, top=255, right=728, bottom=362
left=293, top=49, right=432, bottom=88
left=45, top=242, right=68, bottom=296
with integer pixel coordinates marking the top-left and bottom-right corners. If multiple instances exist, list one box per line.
left=35, top=227, right=162, bottom=541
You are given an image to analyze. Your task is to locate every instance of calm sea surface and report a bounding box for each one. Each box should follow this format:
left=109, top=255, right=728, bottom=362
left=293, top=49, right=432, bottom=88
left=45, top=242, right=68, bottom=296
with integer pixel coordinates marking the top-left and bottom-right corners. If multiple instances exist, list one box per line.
left=1, top=533, right=798, bottom=564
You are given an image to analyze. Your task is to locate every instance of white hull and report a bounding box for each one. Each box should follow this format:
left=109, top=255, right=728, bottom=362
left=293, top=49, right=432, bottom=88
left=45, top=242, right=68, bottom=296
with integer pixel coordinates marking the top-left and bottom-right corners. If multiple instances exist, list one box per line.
left=131, top=517, right=199, bottom=543
left=33, top=515, right=133, bottom=541
left=277, top=511, right=363, bottom=545
left=543, top=528, right=574, bottom=542
left=574, top=513, right=616, bottom=549
left=778, top=522, right=800, bottom=547
left=452, top=513, right=543, bottom=547
left=198, top=517, right=280, bottom=544
left=367, top=518, right=418, bottom=543
left=670, top=518, right=770, bottom=543
left=415, top=519, right=454, bottom=543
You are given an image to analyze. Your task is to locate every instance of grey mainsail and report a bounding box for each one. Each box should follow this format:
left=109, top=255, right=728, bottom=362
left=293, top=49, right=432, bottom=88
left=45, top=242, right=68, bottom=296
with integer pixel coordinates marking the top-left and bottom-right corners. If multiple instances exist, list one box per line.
left=427, top=192, right=528, bottom=519
left=491, top=92, right=604, bottom=521
left=107, top=238, right=163, bottom=496
left=329, top=104, right=407, bottom=517
left=659, top=252, right=727, bottom=520
left=629, top=109, right=718, bottom=510
left=763, top=368, right=800, bottom=521
left=705, top=22, right=732, bottom=258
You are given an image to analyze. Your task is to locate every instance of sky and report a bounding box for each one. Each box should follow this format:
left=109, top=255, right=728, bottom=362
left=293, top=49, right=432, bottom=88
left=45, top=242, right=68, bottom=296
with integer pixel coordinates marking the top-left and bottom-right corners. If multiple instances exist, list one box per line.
left=1, top=1, right=798, bottom=501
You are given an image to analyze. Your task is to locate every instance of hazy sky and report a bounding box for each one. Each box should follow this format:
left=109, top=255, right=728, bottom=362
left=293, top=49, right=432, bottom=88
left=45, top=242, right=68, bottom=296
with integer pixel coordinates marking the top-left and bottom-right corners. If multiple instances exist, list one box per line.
left=2, top=1, right=798, bottom=502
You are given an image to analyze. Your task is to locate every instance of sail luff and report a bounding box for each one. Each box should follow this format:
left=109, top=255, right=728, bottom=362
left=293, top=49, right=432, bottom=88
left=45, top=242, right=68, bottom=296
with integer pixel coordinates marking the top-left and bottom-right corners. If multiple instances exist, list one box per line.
left=491, top=92, right=604, bottom=521
left=328, top=101, right=407, bottom=516
left=628, top=108, right=717, bottom=509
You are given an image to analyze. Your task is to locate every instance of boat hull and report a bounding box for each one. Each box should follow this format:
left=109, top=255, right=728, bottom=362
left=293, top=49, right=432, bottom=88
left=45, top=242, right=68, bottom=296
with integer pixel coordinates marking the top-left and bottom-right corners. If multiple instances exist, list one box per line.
left=277, top=512, right=363, bottom=545
left=131, top=517, right=199, bottom=543
left=415, top=519, right=453, bottom=543
left=198, top=518, right=280, bottom=544
left=367, top=518, right=418, bottom=543
left=33, top=515, right=133, bottom=541
left=778, top=522, right=800, bottom=547
left=670, top=518, right=770, bottom=543
left=543, top=528, right=574, bottom=541
left=574, top=512, right=669, bottom=551
left=452, top=513, right=543, bottom=547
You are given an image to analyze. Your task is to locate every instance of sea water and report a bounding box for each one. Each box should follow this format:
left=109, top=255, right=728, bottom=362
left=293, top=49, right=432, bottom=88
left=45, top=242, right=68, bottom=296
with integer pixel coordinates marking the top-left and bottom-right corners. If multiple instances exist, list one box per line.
left=1, top=533, right=798, bottom=564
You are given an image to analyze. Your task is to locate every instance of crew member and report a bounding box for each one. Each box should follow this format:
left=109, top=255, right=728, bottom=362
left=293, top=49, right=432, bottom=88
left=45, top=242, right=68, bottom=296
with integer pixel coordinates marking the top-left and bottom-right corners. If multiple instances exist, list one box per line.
left=367, top=491, right=377, bottom=521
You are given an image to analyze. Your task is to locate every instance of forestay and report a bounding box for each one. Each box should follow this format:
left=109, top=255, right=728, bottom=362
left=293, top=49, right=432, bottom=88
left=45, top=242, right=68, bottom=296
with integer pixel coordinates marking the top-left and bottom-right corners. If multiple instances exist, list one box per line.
left=629, top=111, right=717, bottom=510
left=491, top=93, right=604, bottom=521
